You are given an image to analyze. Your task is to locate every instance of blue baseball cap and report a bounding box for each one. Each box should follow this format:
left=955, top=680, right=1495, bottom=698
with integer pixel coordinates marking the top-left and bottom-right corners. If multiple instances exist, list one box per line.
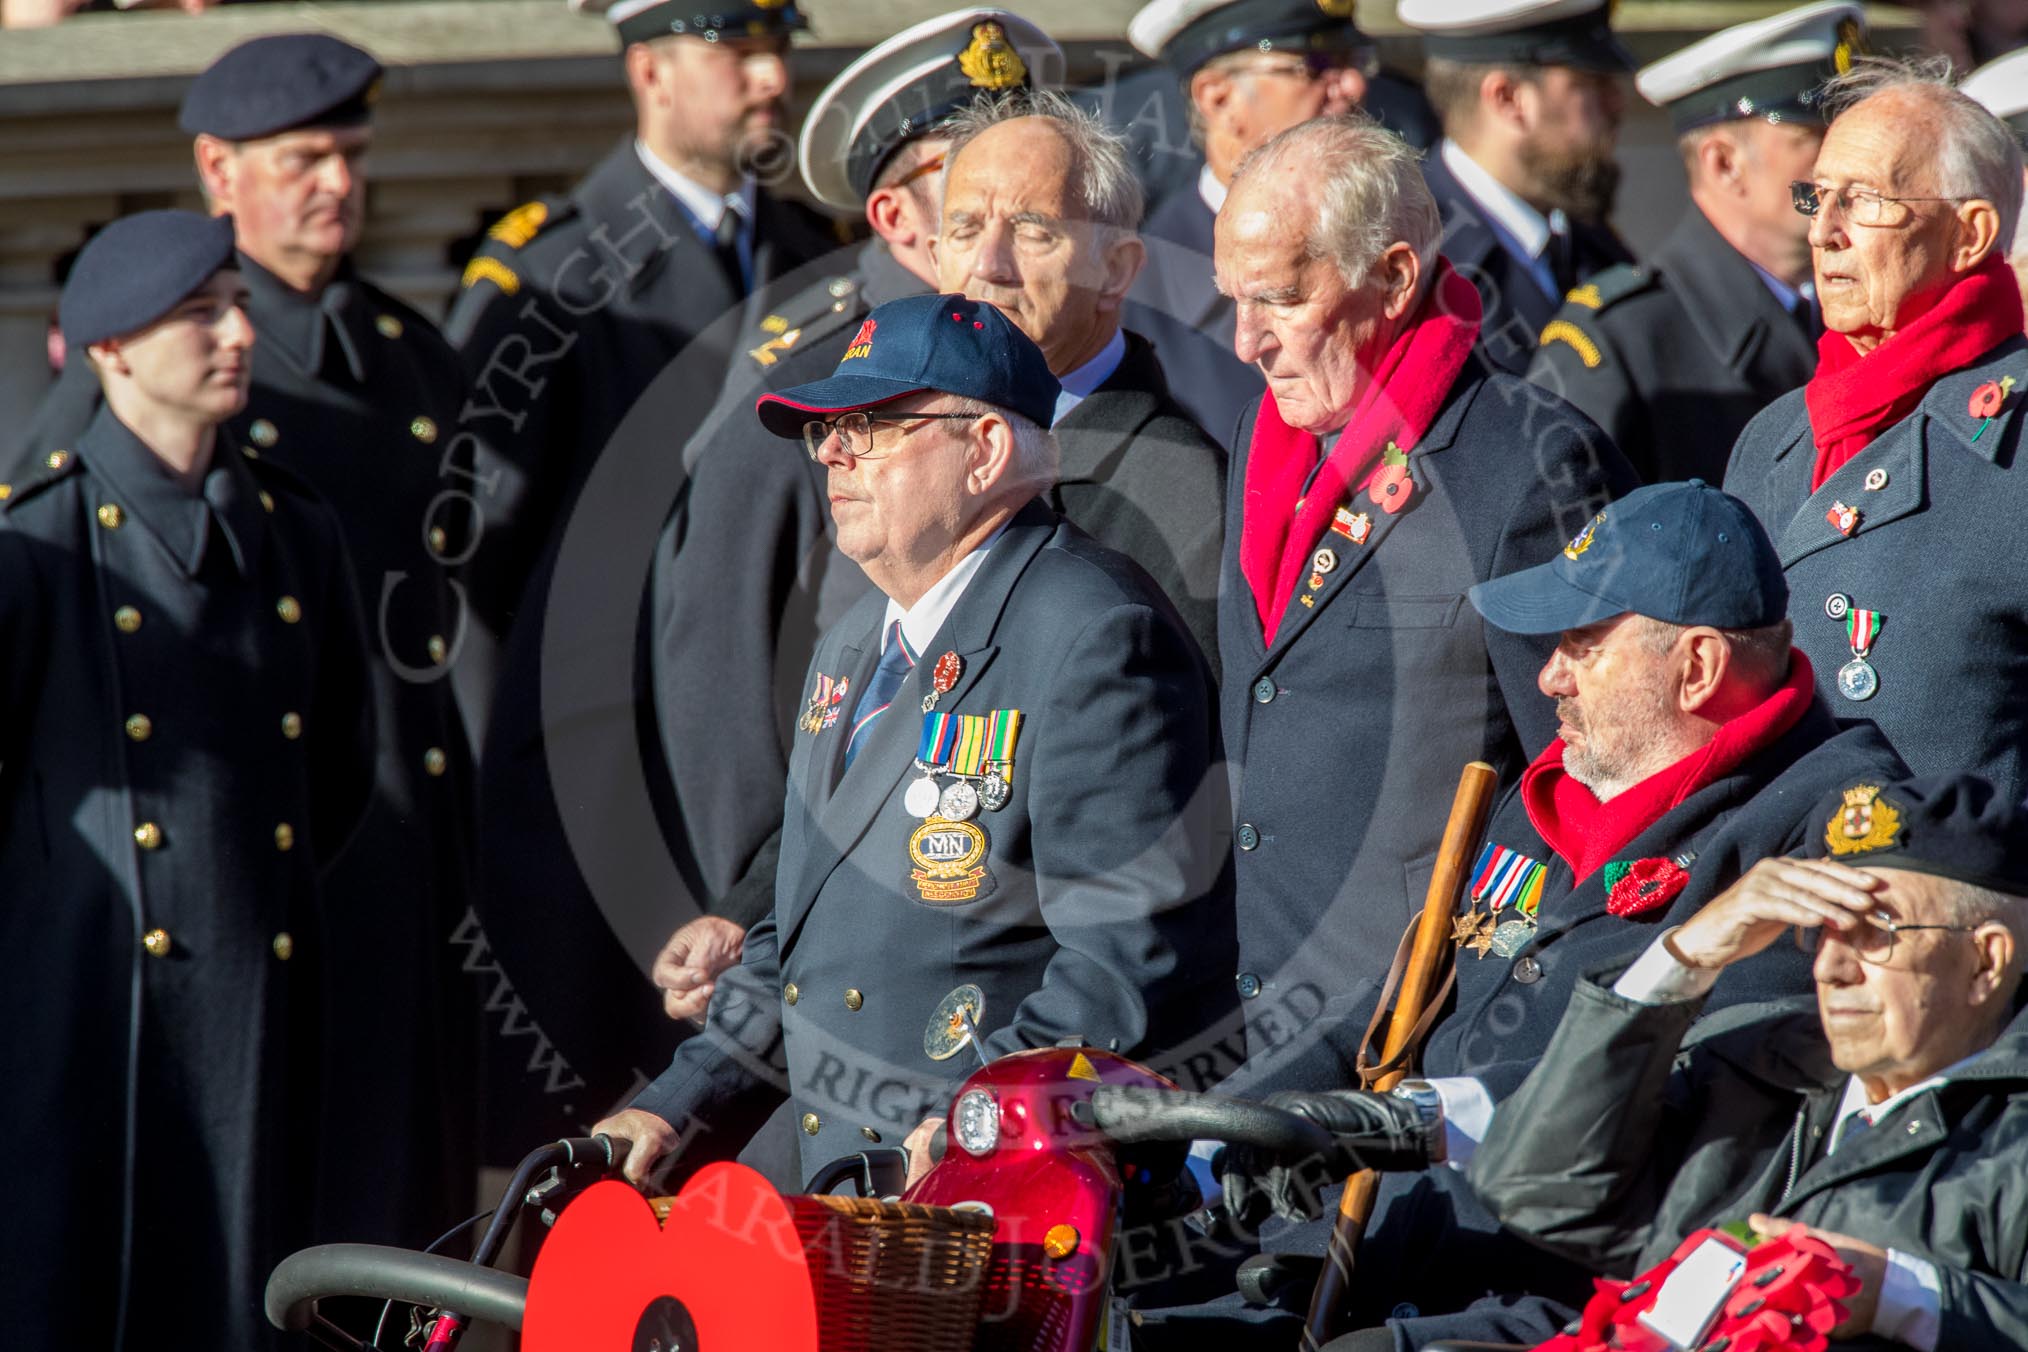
left=1468, top=479, right=1788, bottom=634
left=756, top=293, right=1061, bottom=436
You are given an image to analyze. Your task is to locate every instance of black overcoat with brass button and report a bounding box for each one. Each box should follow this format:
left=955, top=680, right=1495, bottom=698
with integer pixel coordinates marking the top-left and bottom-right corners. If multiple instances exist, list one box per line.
left=15, top=255, right=480, bottom=1250
left=1216, top=353, right=1635, bottom=1101
left=1723, top=335, right=2028, bottom=796
left=0, top=407, right=374, bottom=1352
left=630, top=501, right=1239, bottom=1182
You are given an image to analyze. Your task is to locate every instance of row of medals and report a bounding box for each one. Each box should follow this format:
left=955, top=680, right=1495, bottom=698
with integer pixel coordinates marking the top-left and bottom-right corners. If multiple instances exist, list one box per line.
left=905, top=762, right=1010, bottom=822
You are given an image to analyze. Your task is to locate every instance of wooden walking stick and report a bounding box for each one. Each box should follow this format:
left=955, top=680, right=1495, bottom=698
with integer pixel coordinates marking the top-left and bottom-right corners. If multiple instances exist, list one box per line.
left=1301, top=760, right=1499, bottom=1348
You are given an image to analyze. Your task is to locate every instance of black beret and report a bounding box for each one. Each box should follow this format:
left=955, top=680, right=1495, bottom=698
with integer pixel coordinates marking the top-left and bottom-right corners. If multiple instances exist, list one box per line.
left=179, top=34, right=383, bottom=141
left=61, top=211, right=239, bottom=350
left=1807, top=773, right=2028, bottom=897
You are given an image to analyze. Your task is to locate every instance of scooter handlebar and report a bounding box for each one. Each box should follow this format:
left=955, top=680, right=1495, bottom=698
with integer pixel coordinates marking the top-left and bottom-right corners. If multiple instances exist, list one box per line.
left=265, top=1244, right=528, bottom=1332
left=1084, top=1085, right=1338, bottom=1157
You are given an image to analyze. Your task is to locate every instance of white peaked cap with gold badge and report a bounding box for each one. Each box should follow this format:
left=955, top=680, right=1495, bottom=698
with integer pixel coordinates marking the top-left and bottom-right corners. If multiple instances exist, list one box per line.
left=797, top=9, right=1062, bottom=212
left=1636, top=2, right=1866, bottom=133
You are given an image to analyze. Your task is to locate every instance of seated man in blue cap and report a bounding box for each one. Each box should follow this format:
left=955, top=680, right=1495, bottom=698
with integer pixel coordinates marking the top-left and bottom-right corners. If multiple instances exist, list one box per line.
left=1471, top=770, right=2028, bottom=1351
left=1152, top=482, right=1904, bottom=1350
left=0, top=210, right=374, bottom=1352
left=590, top=292, right=1237, bottom=1188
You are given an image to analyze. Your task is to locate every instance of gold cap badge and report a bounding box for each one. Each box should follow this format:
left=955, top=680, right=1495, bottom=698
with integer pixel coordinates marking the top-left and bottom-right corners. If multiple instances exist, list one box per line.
left=959, top=21, right=1028, bottom=92
left=1825, top=784, right=1902, bottom=856
left=1563, top=511, right=1605, bottom=560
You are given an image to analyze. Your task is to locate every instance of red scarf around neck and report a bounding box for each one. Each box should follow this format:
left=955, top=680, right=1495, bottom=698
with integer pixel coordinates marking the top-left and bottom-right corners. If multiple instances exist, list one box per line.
left=1521, top=652, right=1817, bottom=884
left=1239, top=259, right=1482, bottom=642
left=1805, top=254, right=2025, bottom=490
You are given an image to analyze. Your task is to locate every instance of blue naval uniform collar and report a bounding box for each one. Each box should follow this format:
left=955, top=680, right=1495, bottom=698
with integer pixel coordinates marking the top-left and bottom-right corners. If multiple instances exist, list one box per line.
left=79, top=403, right=266, bottom=579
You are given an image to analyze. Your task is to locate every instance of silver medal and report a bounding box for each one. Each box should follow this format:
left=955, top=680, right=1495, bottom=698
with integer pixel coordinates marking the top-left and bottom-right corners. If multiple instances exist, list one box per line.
left=1837, top=657, right=1879, bottom=702
left=938, top=779, right=981, bottom=821
left=1488, top=920, right=1536, bottom=960
left=904, top=775, right=943, bottom=818
left=978, top=771, right=1010, bottom=812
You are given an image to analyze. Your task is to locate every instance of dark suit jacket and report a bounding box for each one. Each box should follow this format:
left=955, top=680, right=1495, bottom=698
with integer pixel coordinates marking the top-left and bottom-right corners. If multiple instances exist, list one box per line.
left=1526, top=206, right=1818, bottom=484
left=1124, top=181, right=1263, bottom=450
left=1421, top=147, right=1634, bottom=375
left=1217, top=353, right=1635, bottom=1097
left=632, top=500, right=1237, bottom=1181
left=1053, top=330, right=1226, bottom=662
left=0, top=409, right=373, bottom=1352
left=441, top=140, right=842, bottom=1128
left=1724, top=335, right=2028, bottom=797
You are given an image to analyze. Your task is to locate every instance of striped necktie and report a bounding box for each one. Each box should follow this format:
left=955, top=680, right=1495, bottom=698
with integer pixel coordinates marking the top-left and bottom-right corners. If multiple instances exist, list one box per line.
left=843, top=619, right=914, bottom=772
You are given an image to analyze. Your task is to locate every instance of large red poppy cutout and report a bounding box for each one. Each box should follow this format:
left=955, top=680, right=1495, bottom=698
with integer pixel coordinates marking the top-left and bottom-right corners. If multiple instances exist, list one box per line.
left=523, top=1164, right=820, bottom=1352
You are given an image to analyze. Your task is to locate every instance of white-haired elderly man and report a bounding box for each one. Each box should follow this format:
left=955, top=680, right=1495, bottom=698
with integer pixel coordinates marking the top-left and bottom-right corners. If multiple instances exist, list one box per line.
left=931, top=88, right=1228, bottom=661
left=1209, top=115, right=1634, bottom=1102
left=1463, top=772, right=2028, bottom=1352
left=1721, top=59, right=2028, bottom=796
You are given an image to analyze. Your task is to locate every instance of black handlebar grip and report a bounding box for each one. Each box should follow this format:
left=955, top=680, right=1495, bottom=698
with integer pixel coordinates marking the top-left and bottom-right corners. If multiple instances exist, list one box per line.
left=1088, top=1085, right=1338, bottom=1157
left=554, top=1134, right=629, bottom=1169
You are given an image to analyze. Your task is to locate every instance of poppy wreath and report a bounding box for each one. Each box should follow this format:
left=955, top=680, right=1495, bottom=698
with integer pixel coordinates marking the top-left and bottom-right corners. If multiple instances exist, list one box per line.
left=1531, top=1227, right=1861, bottom=1352
left=523, top=1165, right=820, bottom=1351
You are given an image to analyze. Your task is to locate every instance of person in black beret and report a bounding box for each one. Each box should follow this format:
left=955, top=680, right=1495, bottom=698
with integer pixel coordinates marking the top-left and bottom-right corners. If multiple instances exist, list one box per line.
left=437, top=0, right=844, bottom=1150
left=18, top=29, right=482, bottom=1262
left=1462, top=770, right=2028, bottom=1352
left=0, top=208, right=375, bottom=1352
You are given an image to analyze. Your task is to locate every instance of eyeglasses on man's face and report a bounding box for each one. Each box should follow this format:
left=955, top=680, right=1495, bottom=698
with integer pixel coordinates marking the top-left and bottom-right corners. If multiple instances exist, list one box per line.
left=1790, top=180, right=1973, bottom=227
left=802, top=409, right=979, bottom=461
left=1794, top=907, right=1983, bottom=966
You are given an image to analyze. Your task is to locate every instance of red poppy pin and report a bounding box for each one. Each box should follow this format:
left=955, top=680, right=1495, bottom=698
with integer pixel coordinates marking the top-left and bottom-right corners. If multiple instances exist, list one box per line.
left=1970, top=375, right=2018, bottom=443
left=1602, top=855, right=1692, bottom=917
left=1367, top=443, right=1415, bottom=515
left=523, top=1166, right=819, bottom=1352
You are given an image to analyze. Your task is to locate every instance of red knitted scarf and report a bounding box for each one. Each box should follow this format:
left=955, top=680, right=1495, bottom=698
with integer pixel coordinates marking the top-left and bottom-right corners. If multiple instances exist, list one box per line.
left=1239, top=260, right=1482, bottom=642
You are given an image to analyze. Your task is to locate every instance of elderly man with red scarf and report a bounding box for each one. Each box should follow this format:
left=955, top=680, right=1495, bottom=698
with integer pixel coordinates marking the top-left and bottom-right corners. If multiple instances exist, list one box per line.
left=1723, top=60, right=2028, bottom=794
left=1204, top=114, right=1634, bottom=1101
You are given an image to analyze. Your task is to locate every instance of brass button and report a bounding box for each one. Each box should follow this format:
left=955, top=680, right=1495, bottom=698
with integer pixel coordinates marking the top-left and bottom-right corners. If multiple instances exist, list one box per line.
left=860, top=1127, right=882, bottom=1143
left=276, top=596, right=302, bottom=624
left=124, top=713, right=153, bottom=742
left=844, top=989, right=863, bottom=1011
left=250, top=419, right=278, bottom=447
left=0, top=484, right=12, bottom=501
left=428, top=526, right=449, bottom=555
left=783, top=982, right=799, bottom=1005
left=142, top=927, right=172, bottom=958
left=800, top=1112, right=821, bottom=1136
left=134, top=821, right=163, bottom=850
left=426, top=634, right=448, bottom=665
left=45, top=450, right=70, bottom=471
left=423, top=747, right=448, bottom=777
left=280, top=712, right=303, bottom=740
left=410, top=416, right=439, bottom=444
left=274, top=822, right=295, bottom=852
left=272, top=931, right=295, bottom=961
left=242, top=445, right=260, bottom=459
left=96, top=503, right=123, bottom=529
left=376, top=314, right=403, bottom=339
left=114, top=606, right=142, bottom=634
left=259, top=491, right=275, bottom=514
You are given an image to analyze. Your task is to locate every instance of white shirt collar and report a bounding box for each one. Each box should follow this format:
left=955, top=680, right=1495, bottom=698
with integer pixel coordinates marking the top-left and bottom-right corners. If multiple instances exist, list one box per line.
left=880, top=522, right=1008, bottom=658
left=1826, top=1053, right=1984, bottom=1155
left=1052, top=328, right=1128, bottom=425
left=1440, top=138, right=1555, bottom=261
left=1198, top=161, right=1228, bottom=215
left=634, top=139, right=755, bottom=234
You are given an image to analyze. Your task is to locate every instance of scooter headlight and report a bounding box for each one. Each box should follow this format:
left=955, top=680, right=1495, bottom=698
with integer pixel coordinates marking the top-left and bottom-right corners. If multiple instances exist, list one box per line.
left=953, top=1089, right=1000, bottom=1156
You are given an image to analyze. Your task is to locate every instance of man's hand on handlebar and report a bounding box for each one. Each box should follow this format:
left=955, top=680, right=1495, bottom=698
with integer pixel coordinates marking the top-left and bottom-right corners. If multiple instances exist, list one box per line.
left=652, top=916, right=746, bottom=1023
left=589, top=1109, right=679, bottom=1186
left=1219, top=1089, right=1436, bottom=1226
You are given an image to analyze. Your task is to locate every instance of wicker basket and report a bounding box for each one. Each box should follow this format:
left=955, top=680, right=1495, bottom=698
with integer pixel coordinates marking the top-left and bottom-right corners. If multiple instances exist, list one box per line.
left=650, top=1192, right=997, bottom=1351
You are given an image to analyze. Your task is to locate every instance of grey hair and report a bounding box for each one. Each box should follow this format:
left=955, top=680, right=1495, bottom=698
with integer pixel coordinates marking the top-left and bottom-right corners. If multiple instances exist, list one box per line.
left=1824, top=54, right=2025, bottom=251
left=941, top=88, right=1145, bottom=233
left=948, top=395, right=1060, bottom=487
left=1633, top=615, right=1795, bottom=690
left=1230, top=114, right=1443, bottom=287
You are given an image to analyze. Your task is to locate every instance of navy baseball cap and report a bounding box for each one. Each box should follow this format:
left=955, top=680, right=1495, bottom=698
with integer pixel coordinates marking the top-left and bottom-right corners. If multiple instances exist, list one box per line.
left=1468, top=479, right=1788, bottom=634
left=1806, top=773, right=2028, bottom=896
left=756, top=293, right=1062, bottom=436
left=61, top=211, right=240, bottom=350
left=179, top=35, right=383, bottom=140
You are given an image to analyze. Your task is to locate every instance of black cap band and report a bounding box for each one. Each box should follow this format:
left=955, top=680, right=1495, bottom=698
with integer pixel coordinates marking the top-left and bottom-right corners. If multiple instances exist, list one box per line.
left=614, top=1, right=805, bottom=48
left=1665, top=61, right=1842, bottom=133
left=1160, top=0, right=1369, bottom=75
left=1422, top=9, right=1632, bottom=73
